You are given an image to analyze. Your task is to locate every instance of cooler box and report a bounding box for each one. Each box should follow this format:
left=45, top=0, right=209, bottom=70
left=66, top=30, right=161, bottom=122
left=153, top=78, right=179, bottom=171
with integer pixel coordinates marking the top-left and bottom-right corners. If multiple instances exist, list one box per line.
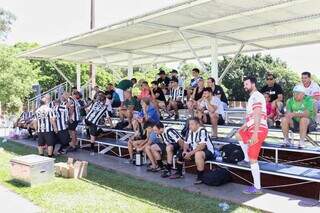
left=10, top=154, right=54, bottom=186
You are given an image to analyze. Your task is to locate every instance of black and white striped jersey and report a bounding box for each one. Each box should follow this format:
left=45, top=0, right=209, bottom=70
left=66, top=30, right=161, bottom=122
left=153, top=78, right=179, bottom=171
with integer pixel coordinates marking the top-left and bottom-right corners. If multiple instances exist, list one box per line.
left=159, top=127, right=182, bottom=144
left=186, top=127, right=214, bottom=153
left=48, top=101, right=55, bottom=109
left=85, top=100, right=110, bottom=125
left=169, top=86, right=184, bottom=101
left=35, top=105, right=56, bottom=133
left=68, top=97, right=81, bottom=122
left=20, top=112, right=33, bottom=121
left=54, top=104, right=69, bottom=131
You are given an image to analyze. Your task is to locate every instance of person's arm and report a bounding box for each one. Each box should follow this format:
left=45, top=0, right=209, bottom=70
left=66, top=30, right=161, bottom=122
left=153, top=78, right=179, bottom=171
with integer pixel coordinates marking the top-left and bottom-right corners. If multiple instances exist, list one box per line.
left=190, top=87, right=197, bottom=100
left=49, top=111, right=58, bottom=134
left=206, top=98, right=218, bottom=113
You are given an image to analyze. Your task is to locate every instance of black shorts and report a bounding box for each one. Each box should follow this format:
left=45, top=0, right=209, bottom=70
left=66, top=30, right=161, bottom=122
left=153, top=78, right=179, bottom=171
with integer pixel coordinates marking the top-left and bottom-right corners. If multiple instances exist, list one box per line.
left=55, top=129, right=70, bottom=145
left=68, top=121, right=78, bottom=131
left=38, top=132, right=56, bottom=146
left=291, top=119, right=317, bottom=133
left=176, top=148, right=215, bottom=161
left=205, top=114, right=225, bottom=125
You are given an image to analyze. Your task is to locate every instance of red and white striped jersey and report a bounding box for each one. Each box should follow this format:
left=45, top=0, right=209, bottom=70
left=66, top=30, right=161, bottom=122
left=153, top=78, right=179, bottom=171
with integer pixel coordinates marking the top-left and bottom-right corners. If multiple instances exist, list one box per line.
left=245, top=91, right=268, bottom=129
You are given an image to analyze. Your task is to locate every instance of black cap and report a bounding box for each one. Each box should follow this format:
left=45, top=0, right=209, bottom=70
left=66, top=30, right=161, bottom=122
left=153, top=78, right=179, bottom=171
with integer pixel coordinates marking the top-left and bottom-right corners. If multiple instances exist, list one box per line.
left=170, top=77, right=179, bottom=83
left=158, top=70, right=166, bottom=75
left=171, top=69, right=178, bottom=74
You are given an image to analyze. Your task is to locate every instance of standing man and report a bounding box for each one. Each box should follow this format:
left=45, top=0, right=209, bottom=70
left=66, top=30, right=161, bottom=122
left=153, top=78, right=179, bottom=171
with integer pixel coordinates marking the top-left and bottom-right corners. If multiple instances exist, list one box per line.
left=236, top=76, right=268, bottom=195
left=300, top=71, right=320, bottom=97
left=34, top=98, right=58, bottom=157
left=115, top=78, right=137, bottom=106
left=85, top=93, right=113, bottom=154
left=66, top=91, right=81, bottom=152
left=53, top=99, right=70, bottom=154
left=167, top=77, right=184, bottom=119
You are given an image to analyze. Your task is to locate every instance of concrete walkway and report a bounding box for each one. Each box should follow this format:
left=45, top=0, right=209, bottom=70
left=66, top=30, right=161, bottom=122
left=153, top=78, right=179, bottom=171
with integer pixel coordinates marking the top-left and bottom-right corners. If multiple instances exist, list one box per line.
left=5, top=137, right=320, bottom=213
left=0, top=184, right=41, bottom=213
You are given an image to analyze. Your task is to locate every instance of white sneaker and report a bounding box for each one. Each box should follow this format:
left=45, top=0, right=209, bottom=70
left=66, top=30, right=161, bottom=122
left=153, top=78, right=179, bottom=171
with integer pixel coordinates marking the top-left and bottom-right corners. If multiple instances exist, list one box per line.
left=282, top=138, right=293, bottom=147
left=298, top=141, right=305, bottom=149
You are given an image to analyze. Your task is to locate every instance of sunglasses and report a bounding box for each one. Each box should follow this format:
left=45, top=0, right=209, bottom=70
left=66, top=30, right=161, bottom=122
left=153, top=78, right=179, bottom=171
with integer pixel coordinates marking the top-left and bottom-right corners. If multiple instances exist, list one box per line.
left=267, top=78, right=273, bottom=81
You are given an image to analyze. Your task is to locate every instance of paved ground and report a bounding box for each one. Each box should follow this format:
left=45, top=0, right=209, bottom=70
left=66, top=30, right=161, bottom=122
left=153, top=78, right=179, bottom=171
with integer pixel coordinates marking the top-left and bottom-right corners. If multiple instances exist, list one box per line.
left=0, top=184, right=41, bottom=213
left=3, top=137, right=320, bottom=213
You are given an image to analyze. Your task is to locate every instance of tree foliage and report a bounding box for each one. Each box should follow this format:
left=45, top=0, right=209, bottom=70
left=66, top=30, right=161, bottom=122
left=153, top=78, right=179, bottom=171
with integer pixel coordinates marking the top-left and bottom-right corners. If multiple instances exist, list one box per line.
left=0, top=8, right=15, bottom=40
left=218, top=54, right=300, bottom=101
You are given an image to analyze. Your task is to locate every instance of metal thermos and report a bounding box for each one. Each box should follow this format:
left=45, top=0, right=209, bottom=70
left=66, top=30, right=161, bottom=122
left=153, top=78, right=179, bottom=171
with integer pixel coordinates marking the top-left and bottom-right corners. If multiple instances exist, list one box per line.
left=135, top=152, right=142, bottom=166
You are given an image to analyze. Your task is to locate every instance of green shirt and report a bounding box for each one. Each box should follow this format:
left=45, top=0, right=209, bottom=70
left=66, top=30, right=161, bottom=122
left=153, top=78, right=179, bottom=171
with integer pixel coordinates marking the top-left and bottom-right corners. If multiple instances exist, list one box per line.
left=117, top=80, right=132, bottom=91
left=286, top=96, right=315, bottom=122
left=124, top=97, right=141, bottom=112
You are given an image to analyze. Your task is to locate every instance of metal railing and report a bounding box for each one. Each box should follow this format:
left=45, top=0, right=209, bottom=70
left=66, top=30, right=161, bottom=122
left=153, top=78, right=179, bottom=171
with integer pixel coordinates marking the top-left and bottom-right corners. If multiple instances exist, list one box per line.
left=27, top=82, right=71, bottom=111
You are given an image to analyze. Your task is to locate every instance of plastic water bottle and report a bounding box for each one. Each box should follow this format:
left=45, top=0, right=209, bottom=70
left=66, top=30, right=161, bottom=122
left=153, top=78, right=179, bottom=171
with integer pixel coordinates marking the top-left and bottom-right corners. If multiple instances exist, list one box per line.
left=2, top=138, right=7, bottom=143
left=218, top=202, right=230, bottom=211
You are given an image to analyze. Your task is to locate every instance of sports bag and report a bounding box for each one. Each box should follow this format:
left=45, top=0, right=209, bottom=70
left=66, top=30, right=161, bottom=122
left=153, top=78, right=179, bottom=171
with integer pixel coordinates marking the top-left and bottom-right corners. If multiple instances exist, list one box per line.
left=221, top=144, right=244, bottom=164
left=202, top=168, right=232, bottom=186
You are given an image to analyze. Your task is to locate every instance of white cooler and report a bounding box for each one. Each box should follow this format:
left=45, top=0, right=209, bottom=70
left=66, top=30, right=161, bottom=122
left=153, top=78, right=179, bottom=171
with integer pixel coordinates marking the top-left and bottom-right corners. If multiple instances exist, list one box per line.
left=10, top=154, right=54, bottom=186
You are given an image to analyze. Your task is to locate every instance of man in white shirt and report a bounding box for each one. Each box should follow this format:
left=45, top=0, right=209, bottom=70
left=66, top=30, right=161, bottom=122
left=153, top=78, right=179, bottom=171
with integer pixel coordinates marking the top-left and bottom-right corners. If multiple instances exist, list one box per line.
left=196, top=87, right=225, bottom=138
left=300, top=71, right=320, bottom=97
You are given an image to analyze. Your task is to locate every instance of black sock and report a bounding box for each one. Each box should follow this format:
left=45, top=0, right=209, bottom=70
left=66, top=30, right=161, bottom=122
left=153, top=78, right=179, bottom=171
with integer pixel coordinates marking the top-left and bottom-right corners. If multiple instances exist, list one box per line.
left=157, top=160, right=163, bottom=168
left=48, top=154, right=53, bottom=158
left=90, top=143, right=95, bottom=151
left=176, top=163, right=183, bottom=175
left=39, top=153, right=44, bottom=156
left=197, top=170, right=204, bottom=180
left=166, top=163, right=172, bottom=172
left=28, top=128, right=33, bottom=136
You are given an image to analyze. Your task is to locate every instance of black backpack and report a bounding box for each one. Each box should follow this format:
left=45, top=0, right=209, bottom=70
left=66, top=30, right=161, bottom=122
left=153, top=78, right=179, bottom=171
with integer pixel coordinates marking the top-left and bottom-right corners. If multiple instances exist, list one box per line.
left=221, top=144, right=244, bottom=164
left=202, top=168, right=232, bottom=186
left=115, top=121, right=129, bottom=129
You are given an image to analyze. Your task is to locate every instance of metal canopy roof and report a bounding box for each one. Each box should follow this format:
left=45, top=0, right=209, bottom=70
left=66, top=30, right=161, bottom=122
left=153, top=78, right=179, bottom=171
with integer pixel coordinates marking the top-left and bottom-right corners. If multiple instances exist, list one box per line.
left=20, top=0, right=320, bottom=66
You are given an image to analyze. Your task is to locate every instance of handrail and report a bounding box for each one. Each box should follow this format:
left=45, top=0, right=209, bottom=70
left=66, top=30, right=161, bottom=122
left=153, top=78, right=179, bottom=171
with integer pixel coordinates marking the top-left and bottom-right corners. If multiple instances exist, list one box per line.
left=28, top=82, right=69, bottom=102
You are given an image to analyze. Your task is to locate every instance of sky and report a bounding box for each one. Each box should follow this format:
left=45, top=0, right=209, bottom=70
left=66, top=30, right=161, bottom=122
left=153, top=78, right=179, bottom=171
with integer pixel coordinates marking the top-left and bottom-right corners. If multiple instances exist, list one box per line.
left=1, top=0, right=320, bottom=75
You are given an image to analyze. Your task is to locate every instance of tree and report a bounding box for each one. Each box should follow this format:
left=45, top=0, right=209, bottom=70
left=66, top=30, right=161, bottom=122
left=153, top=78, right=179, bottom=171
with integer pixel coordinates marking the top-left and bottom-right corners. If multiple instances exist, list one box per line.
left=0, top=44, right=39, bottom=113
left=217, top=54, right=300, bottom=101
left=0, top=8, right=15, bottom=40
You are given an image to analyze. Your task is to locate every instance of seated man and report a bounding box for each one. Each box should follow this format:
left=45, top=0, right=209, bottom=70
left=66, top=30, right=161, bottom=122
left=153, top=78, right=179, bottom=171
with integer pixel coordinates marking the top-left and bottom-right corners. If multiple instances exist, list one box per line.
left=115, top=78, right=137, bottom=106
left=152, top=122, right=185, bottom=178
left=140, top=98, right=160, bottom=124
left=196, top=87, right=225, bottom=138
left=84, top=93, right=114, bottom=154
left=281, top=85, right=316, bottom=148
left=119, top=91, right=142, bottom=129
left=172, top=118, right=215, bottom=183
left=313, top=91, right=320, bottom=123
left=166, top=77, right=184, bottom=120
left=151, top=81, right=166, bottom=110
left=14, top=106, right=33, bottom=129
left=127, top=120, right=154, bottom=164
left=187, top=77, right=205, bottom=117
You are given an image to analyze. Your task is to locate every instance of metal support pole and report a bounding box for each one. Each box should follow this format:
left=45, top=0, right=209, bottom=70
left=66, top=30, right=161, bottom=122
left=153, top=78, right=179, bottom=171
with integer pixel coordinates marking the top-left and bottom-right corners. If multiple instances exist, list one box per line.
left=177, top=31, right=207, bottom=72
left=127, top=53, right=133, bottom=79
left=91, top=63, right=96, bottom=98
left=49, top=61, right=73, bottom=85
left=218, top=44, right=245, bottom=84
left=210, top=38, right=218, bottom=80
left=76, top=64, right=81, bottom=91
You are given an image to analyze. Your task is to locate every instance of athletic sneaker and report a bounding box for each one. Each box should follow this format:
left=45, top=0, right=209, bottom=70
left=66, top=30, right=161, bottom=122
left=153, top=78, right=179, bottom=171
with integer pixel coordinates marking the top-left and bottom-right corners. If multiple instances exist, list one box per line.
left=65, top=146, right=77, bottom=153
left=193, top=178, right=203, bottom=185
left=298, top=142, right=306, bottom=149
left=161, top=170, right=171, bottom=178
left=169, top=173, right=183, bottom=179
left=242, top=186, right=263, bottom=195
left=127, top=159, right=135, bottom=164
left=282, top=138, right=293, bottom=147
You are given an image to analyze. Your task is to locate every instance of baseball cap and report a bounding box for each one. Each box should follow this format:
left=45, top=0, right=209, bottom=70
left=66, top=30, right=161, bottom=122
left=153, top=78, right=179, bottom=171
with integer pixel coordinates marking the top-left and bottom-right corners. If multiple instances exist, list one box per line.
left=158, top=70, right=166, bottom=75
left=292, top=85, right=305, bottom=94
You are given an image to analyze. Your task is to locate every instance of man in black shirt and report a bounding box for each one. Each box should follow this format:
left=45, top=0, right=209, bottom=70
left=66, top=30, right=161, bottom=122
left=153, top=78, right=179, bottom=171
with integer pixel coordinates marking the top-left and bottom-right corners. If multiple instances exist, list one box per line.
left=157, top=70, right=170, bottom=88
left=260, top=73, right=283, bottom=103
left=151, top=81, right=166, bottom=102
left=207, top=78, right=228, bottom=108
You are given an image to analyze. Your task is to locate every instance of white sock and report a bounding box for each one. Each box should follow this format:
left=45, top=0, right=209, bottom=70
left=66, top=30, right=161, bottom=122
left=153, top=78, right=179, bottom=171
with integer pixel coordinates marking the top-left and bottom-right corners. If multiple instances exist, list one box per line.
left=299, top=139, right=304, bottom=146
left=251, top=162, right=261, bottom=189
left=238, top=140, right=249, bottom=162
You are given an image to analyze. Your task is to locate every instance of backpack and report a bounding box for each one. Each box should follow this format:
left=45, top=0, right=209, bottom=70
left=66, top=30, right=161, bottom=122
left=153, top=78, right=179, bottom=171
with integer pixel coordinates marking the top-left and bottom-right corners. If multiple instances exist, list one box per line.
left=115, top=121, right=129, bottom=129
left=221, top=144, right=244, bottom=164
left=202, top=168, right=232, bottom=186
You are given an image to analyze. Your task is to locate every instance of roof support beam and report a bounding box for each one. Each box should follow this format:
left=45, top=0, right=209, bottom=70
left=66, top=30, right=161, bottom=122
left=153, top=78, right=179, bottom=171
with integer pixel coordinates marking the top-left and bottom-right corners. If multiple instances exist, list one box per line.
left=177, top=30, right=207, bottom=72
left=210, top=38, right=218, bottom=80
left=127, top=53, right=133, bottom=79
left=218, top=44, right=245, bottom=84
left=49, top=61, right=73, bottom=86
left=216, top=13, right=320, bottom=36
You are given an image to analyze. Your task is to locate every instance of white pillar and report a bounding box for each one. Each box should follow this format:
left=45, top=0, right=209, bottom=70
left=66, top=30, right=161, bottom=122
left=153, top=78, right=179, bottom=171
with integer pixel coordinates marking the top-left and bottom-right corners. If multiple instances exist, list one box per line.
left=127, top=53, right=133, bottom=79
left=76, top=64, right=81, bottom=91
left=90, top=63, right=96, bottom=99
left=210, top=38, right=218, bottom=81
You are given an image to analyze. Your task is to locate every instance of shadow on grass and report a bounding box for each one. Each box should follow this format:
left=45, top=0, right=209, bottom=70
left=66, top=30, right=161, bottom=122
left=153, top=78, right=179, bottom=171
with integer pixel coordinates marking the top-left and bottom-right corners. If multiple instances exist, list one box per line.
left=5, top=179, right=30, bottom=188
left=1, top=140, right=252, bottom=213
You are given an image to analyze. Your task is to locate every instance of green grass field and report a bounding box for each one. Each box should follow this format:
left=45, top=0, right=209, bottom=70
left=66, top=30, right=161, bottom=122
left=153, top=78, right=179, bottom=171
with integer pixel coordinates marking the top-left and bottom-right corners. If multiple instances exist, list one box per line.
left=0, top=140, right=258, bottom=213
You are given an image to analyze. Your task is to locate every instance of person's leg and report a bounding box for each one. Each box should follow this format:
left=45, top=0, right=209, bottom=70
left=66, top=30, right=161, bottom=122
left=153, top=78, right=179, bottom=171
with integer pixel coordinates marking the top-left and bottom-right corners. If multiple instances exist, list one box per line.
left=281, top=117, right=290, bottom=139
left=172, top=101, right=178, bottom=118
left=299, top=117, right=310, bottom=147
left=128, top=139, right=134, bottom=160
left=236, top=131, right=249, bottom=162
left=187, top=100, right=195, bottom=116
left=170, top=150, right=184, bottom=178
left=38, top=133, right=45, bottom=156
left=144, top=145, right=156, bottom=168
left=126, top=110, right=134, bottom=128
left=47, top=146, right=54, bottom=157
left=90, top=135, right=96, bottom=152
left=210, top=113, right=219, bottom=138
left=194, top=151, right=205, bottom=183
left=151, top=144, right=163, bottom=169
